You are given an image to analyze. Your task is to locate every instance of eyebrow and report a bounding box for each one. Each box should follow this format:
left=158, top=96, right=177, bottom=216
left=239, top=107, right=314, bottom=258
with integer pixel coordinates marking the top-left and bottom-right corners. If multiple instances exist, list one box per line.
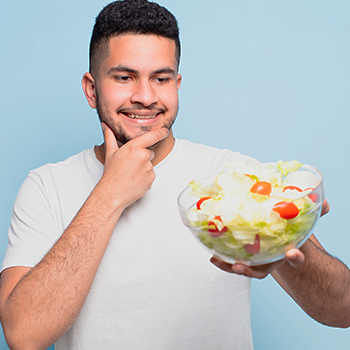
left=107, top=65, right=176, bottom=76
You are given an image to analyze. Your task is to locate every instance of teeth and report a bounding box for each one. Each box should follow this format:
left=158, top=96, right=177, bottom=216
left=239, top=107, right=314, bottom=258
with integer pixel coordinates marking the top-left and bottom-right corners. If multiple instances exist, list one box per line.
left=128, top=114, right=157, bottom=119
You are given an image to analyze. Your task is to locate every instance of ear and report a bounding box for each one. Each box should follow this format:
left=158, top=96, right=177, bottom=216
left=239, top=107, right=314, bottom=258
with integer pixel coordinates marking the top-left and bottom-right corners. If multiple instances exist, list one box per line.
left=82, top=72, right=97, bottom=109
left=177, top=73, right=182, bottom=91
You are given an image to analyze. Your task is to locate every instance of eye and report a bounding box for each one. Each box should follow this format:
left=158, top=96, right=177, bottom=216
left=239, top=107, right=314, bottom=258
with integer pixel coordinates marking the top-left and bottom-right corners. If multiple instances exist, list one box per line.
left=115, top=75, right=132, bottom=82
left=155, top=77, right=170, bottom=84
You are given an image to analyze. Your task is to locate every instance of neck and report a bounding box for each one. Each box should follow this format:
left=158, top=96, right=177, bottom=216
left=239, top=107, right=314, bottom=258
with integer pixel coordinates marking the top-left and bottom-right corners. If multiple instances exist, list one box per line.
left=94, top=129, right=175, bottom=167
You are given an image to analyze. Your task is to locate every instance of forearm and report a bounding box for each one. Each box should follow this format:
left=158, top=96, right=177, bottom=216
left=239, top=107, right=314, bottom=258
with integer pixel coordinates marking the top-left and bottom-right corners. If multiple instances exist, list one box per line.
left=272, top=236, right=350, bottom=328
left=1, top=181, right=123, bottom=350
left=0, top=127, right=167, bottom=349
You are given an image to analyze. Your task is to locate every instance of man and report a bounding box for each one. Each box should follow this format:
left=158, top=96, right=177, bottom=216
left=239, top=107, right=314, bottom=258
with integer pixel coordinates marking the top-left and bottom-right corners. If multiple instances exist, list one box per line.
left=0, top=0, right=349, bottom=349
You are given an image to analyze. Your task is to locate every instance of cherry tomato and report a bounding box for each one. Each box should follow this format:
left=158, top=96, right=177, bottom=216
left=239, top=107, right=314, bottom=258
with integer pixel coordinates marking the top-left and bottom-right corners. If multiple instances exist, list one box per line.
left=272, top=201, right=299, bottom=219
left=304, top=187, right=318, bottom=203
left=283, top=185, right=302, bottom=192
left=196, top=196, right=211, bottom=210
left=244, top=234, right=260, bottom=254
left=250, top=181, right=272, bottom=196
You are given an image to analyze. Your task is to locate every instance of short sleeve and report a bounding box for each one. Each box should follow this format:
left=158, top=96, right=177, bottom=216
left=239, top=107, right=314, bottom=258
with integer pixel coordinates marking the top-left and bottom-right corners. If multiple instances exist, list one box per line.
left=227, top=152, right=261, bottom=166
left=1, top=171, right=60, bottom=272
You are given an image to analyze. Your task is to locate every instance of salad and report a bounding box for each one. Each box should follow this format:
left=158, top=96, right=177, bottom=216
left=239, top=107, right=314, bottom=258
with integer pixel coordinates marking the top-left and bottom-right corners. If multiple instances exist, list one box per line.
left=186, top=159, right=322, bottom=263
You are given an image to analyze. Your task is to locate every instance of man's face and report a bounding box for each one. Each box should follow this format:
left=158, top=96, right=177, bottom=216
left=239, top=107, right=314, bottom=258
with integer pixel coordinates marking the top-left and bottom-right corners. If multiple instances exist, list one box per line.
left=92, top=34, right=181, bottom=145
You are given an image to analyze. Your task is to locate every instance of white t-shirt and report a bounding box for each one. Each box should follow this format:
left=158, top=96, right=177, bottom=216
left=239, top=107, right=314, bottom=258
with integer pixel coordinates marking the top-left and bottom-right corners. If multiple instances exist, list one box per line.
left=2, top=139, right=254, bottom=350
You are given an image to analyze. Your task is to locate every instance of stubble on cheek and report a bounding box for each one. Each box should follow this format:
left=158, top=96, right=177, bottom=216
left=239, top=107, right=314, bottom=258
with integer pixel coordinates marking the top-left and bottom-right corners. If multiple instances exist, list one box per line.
left=95, top=93, right=131, bottom=145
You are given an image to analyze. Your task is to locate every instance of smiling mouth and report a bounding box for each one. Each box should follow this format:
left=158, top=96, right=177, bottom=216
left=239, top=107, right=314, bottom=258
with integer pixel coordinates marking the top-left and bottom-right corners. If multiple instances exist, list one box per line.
left=125, top=113, right=159, bottom=119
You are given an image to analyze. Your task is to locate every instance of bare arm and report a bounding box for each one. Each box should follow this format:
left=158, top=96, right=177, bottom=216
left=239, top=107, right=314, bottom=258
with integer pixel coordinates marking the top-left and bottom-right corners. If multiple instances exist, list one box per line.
left=210, top=202, right=350, bottom=328
left=210, top=233, right=350, bottom=328
left=0, top=189, right=123, bottom=350
left=0, top=125, right=169, bottom=350
left=271, top=235, right=350, bottom=328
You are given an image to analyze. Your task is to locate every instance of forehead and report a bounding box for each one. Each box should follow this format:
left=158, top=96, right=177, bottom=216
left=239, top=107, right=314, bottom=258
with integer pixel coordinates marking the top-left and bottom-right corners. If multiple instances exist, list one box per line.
left=101, top=34, right=177, bottom=73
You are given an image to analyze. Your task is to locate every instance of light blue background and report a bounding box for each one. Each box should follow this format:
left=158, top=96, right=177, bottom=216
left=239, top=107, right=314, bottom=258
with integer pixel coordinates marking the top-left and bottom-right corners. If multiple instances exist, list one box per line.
left=0, top=0, right=349, bottom=349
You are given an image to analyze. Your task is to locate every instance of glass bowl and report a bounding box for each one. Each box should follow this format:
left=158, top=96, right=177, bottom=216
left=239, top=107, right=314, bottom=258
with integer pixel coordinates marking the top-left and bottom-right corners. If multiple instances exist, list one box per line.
left=178, top=164, right=324, bottom=266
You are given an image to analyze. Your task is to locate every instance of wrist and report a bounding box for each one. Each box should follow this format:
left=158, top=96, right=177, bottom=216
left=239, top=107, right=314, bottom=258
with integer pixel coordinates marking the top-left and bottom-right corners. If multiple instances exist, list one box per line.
left=86, top=179, right=126, bottom=224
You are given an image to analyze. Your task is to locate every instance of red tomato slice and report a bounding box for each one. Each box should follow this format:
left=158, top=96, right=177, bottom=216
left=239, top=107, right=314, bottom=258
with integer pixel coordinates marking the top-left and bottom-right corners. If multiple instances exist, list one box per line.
left=250, top=181, right=272, bottom=196
left=244, top=234, right=260, bottom=254
left=196, top=196, right=211, bottom=210
left=304, top=188, right=318, bottom=203
left=283, top=185, right=302, bottom=192
left=207, top=226, right=228, bottom=237
left=207, top=221, right=218, bottom=232
left=308, top=194, right=318, bottom=203
left=308, top=193, right=318, bottom=203
left=207, top=216, right=228, bottom=237
left=272, top=201, right=299, bottom=219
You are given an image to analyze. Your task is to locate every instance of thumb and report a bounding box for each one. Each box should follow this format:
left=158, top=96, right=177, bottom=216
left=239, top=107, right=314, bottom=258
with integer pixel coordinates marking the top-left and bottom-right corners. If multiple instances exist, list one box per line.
left=285, top=248, right=305, bottom=268
left=101, top=122, right=119, bottom=158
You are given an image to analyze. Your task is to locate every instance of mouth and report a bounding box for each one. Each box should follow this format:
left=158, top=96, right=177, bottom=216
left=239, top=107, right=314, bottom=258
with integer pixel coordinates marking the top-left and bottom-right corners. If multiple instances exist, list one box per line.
left=124, top=113, right=159, bottom=120
left=119, top=108, right=165, bottom=121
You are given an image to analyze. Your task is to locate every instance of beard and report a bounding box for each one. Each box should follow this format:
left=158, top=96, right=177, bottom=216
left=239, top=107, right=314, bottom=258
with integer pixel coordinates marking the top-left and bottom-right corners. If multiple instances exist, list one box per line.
left=95, top=90, right=178, bottom=146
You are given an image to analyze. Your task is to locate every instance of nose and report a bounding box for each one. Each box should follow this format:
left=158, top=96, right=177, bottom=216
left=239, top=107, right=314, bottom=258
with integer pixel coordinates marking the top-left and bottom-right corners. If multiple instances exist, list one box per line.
left=130, top=79, right=159, bottom=107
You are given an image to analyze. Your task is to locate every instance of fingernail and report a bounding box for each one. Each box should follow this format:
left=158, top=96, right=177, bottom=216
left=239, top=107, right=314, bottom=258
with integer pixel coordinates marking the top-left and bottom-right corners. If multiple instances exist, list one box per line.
left=288, top=254, right=298, bottom=261
left=286, top=250, right=298, bottom=261
left=288, top=253, right=298, bottom=261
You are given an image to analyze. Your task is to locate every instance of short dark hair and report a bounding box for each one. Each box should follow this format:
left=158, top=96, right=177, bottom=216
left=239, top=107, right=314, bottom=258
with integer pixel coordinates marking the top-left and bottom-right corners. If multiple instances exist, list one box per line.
left=89, top=0, right=181, bottom=75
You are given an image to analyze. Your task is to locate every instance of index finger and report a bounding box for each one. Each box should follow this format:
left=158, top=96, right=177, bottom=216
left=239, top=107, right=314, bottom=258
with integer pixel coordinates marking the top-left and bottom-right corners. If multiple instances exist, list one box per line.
left=132, top=128, right=170, bottom=149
